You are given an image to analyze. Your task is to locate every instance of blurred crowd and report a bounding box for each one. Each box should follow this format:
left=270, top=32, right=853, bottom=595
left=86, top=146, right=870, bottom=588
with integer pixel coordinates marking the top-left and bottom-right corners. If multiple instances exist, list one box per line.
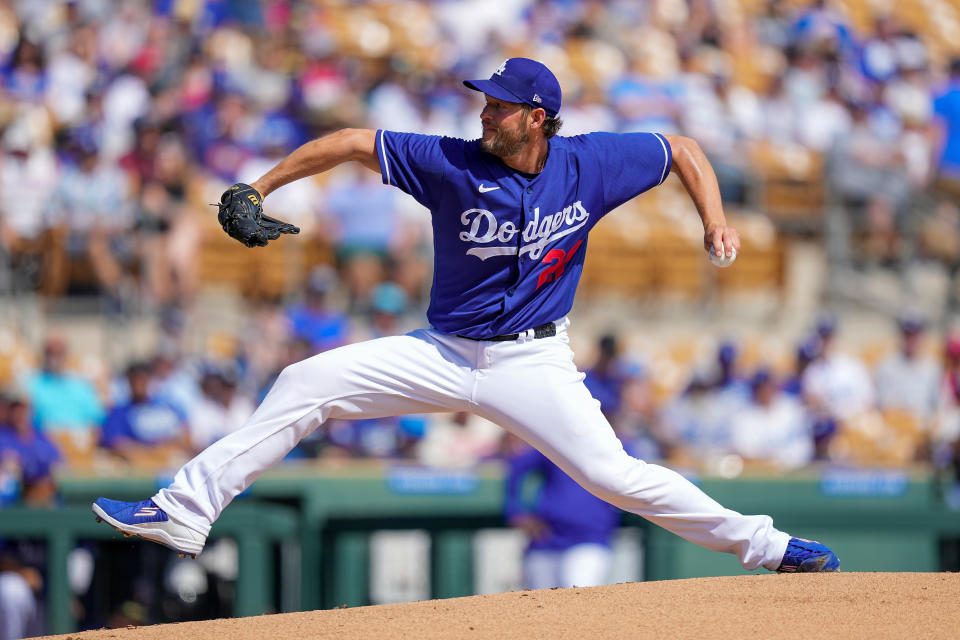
left=0, top=0, right=959, bottom=312
left=4, top=296, right=960, bottom=502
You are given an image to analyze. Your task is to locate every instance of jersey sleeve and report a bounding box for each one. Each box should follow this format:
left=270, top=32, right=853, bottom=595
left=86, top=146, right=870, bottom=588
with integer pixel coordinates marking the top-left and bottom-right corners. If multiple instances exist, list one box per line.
left=577, top=132, right=672, bottom=214
left=376, top=130, right=449, bottom=208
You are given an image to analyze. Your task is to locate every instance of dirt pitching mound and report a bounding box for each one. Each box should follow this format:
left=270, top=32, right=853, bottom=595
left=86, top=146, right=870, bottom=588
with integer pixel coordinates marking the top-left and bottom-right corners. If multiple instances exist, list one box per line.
left=42, top=572, right=960, bottom=640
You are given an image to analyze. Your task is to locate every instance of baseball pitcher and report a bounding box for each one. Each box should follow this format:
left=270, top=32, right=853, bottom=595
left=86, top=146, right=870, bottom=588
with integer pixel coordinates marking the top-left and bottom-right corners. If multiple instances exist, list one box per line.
left=93, top=58, right=838, bottom=574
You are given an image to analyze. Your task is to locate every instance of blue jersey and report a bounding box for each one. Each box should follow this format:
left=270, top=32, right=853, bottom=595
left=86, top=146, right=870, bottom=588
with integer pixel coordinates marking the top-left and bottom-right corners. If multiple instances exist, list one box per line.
left=377, top=130, right=672, bottom=338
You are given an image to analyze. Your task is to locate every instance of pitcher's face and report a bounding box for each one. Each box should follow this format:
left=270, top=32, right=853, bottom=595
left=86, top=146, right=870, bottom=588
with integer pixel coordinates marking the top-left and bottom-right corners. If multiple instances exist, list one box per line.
left=479, top=95, right=530, bottom=158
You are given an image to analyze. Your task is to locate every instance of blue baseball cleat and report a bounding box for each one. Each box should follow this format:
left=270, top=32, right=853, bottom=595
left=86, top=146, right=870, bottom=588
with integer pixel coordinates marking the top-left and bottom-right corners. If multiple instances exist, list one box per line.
left=776, top=537, right=840, bottom=573
left=92, top=498, right=205, bottom=558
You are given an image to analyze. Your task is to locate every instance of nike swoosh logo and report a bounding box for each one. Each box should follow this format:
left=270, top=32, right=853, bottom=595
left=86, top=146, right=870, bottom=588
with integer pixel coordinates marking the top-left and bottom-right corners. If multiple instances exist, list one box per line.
left=478, top=184, right=500, bottom=193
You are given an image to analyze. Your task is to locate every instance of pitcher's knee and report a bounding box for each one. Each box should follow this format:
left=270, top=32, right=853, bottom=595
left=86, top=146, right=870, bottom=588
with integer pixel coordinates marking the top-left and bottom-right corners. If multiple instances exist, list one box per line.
left=276, top=360, right=310, bottom=387
left=275, top=353, right=337, bottom=391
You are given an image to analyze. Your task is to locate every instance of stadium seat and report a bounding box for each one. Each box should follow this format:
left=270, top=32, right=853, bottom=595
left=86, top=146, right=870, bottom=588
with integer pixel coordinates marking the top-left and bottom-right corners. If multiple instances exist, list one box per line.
left=198, top=225, right=307, bottom=301
left=749, top=143, right=826, bottom=234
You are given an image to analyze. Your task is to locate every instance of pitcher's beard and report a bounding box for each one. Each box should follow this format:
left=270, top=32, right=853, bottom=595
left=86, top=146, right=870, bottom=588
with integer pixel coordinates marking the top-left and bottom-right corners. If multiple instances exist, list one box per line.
left=480, top=122, right=529, bottom=157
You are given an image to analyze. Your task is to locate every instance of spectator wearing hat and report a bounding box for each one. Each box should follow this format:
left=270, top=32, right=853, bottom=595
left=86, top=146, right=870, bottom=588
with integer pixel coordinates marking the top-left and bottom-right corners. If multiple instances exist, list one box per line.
left=187, top=365, right=255, bottom=451
left=874, top=314, right=940, bottom=431
left=0, top=393, right=60, bottom=507
left=730, top=369, right=814, bottom=470
left=100, top=362, right=190, bottom=469
left=44, top=127, right=134, bottom=301
left=0, top=120, right=59, bottom=292
left=702, top=340, right=750, bottom=399
left=801, top=314, right=875, bottom=458
left=782, top=335, right=822, bottom=397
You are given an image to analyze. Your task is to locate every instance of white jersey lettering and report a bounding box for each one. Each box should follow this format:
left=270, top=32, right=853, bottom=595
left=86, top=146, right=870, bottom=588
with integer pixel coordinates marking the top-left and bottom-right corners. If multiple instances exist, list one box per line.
left=465, top=201, right=590, bottom=260
left=459, top=209, right=499, bottom=243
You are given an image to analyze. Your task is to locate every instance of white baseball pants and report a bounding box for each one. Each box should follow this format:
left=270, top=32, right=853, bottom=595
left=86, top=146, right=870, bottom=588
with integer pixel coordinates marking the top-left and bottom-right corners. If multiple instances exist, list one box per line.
left=153, top=319, right=790, bottom=571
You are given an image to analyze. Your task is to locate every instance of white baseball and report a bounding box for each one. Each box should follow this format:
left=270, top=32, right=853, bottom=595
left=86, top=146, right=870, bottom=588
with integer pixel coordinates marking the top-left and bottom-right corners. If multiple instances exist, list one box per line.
left=707, top=246, right=737, bottom=268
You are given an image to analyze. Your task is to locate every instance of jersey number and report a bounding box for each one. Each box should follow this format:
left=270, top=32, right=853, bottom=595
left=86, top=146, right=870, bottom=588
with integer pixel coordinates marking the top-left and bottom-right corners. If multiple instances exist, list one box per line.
left=536, top=240, right=582, bottom=289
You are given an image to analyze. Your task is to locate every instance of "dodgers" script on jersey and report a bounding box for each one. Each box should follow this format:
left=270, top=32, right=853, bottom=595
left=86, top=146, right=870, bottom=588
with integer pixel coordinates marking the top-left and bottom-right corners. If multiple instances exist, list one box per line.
left=460, top=200, right=590, bottom=260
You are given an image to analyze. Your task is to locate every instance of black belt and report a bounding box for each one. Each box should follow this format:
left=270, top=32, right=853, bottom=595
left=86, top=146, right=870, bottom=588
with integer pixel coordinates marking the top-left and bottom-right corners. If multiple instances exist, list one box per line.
left=457, top=321, right=557, bottom=342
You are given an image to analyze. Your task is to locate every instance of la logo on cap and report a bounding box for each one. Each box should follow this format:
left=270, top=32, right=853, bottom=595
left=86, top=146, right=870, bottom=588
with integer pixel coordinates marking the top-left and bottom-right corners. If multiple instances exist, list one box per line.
left=463, top=57, right=562, bottom=118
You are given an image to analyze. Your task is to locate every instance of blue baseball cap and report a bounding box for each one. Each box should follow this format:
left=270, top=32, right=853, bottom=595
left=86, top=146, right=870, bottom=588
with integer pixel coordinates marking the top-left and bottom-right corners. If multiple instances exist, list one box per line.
left=750, top=368, right=774, bottom=390
left=463, top=58, right=561, bottom=117
left=815, top=312, right=838, bottom=337
left=797, top=335, right=822, bottom=362
left=898, top=310, right=926, bottom=334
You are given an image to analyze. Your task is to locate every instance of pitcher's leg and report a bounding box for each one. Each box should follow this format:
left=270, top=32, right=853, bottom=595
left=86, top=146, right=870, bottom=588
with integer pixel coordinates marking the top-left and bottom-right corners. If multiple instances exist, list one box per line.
left=154, top=332, right=471, bottom=535
left=475, top=339, right=789, bottom=571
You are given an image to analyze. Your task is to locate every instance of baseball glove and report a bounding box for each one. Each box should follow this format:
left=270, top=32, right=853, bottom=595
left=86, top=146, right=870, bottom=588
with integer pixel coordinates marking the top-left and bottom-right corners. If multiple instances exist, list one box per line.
left=216, top=183, right=300, bottom=248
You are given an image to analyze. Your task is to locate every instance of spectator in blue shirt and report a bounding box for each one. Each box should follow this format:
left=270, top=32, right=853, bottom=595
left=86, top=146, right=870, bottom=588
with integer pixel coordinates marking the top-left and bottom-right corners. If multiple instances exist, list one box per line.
left=702, top=341, right=749, bottom=396
left=1, top=36, right=46, bottom=103
left=0, top=394, right=60, bottom=507
left=284, top=265, right=349, bottom=353
left=0, top=394, right=59, bottom=639
left=932, top=59, right=960, bottom=309
left=504, top=440, right=622, bottom=589
left=101, top=362, right=189, bottom=467
left=933, top=60, right=960, bottom=186
left=583, top=334, right=635, bottom=422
